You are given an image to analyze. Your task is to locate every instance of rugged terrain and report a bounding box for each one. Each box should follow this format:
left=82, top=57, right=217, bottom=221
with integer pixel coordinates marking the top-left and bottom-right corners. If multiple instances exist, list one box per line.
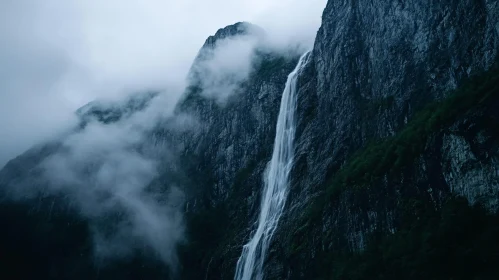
left=1, top=1, right=499, bottom=280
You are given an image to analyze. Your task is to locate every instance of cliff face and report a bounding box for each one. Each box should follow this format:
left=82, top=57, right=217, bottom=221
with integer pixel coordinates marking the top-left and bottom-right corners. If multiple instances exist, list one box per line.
left=271, top=71, right=499, bottom=279
left=293, top=0, right=499, bottom=200
left=172, top=25, right=301, bottom=279
left=1, top=1, right=499, bottom=280
left=265, top=1, right=499, bottom=278
left=182, top=2, right=499, bottom=278
left=176, top=0, right=499, bottom=278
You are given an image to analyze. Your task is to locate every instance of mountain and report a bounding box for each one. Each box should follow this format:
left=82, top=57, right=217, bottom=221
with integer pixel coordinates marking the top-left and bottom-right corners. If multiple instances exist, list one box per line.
left=265, top=1, right=499, bottom=278
left=178, top=1, right=499, bottom=279
left=0, top=91, right=170, bottom=279
left=0, top=21, right=299, bottom=279
left=1, top=1, right=499, bottom=280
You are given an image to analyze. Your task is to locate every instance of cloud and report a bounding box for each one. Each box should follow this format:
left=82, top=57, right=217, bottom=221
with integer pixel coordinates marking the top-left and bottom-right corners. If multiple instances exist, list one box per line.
left=188, top=32, right=260, bottom=104
left=0, top=0, right=327, bottom=273
left=0, top=0, right=326, bottom=167
left=253, top=0, right=327, bottom=49
left=36, top=97, right=185, bottom=268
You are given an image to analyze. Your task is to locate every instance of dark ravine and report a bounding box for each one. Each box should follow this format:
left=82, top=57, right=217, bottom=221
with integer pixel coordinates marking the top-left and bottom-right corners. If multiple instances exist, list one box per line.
left=1, top=1, right=499, bottom=280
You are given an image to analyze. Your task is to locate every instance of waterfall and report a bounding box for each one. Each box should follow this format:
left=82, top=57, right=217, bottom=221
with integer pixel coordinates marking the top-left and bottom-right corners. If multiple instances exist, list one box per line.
left=234, top=51, right=312, bottom=280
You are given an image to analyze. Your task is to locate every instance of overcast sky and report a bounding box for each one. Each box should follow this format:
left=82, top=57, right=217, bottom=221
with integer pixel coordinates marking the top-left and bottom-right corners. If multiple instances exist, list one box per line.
left=0, top=0, right=326, bottom=167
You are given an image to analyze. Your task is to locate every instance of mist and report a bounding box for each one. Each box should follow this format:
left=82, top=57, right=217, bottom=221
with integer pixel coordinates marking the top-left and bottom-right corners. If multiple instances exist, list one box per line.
left=41, top=95, right=185, bottom=268
left=0, top=0, right=326, bottom=273
left=0, top=0, right=326, bottom=166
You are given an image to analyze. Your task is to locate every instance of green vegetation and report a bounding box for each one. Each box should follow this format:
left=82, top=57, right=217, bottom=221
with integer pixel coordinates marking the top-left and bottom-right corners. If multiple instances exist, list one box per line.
left=329, top=197, right=499, bottom=280
left=290, top=68, right=499, bottom=279
left=0, top=199, right=169, bottom=279
left=300, top=69, right=499, bottom=224
left=327, top=69, right=499, bottom=198
left=179, top=203, right=230, bottom=279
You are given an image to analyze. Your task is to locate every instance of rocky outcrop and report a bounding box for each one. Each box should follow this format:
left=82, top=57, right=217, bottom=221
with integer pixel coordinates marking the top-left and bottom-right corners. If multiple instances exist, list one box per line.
left=181, top=2, right=499, bottom=277
left=264, top=0, right=499, bottom=278
left=442, top=126, right=499, bottom=212
left=267, top=73, right=499, bottom=278
left=173, top=24, right=301, bottom=279
left=293, top=0, right=499, bottom=201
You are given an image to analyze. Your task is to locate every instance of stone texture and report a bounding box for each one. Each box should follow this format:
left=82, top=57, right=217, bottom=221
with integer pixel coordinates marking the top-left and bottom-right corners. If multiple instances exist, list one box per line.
left=1, top=1, right=499, bottom=279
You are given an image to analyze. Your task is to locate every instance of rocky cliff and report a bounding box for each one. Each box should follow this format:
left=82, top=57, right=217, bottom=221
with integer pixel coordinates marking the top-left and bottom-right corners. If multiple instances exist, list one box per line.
left=0, top=21, right=299, bottom=279
left=268, top=1, right=499, bottom=279
left=1, top=1, right=499, bottom=280
left=181, top=1, right=499, bottom=279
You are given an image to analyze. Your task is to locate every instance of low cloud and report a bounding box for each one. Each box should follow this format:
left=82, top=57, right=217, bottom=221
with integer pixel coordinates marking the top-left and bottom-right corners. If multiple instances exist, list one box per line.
left=0, top=0, right=327, bottom=273
left=189, top=34, right=260, bottom=103
left=36, top=95, right=185, bottom=268
left=0, top=0, right=326, bottom=167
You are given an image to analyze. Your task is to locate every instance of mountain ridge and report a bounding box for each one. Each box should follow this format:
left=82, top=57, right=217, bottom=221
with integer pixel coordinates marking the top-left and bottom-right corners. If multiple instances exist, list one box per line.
left=1, top=1, right=499, bottom=279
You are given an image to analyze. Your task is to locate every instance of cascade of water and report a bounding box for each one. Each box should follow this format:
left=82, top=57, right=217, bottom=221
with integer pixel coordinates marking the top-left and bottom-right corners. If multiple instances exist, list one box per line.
left=234, top=51, right=312, bottom=280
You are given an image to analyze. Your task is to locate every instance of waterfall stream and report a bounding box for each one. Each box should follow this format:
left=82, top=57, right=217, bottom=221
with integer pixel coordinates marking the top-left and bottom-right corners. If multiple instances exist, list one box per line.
left=234, top=51, right=312, bottom=280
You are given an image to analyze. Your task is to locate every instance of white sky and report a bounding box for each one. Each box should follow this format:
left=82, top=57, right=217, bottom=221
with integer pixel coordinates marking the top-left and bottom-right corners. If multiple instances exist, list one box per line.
left=0, top=0, right=327, bottom=166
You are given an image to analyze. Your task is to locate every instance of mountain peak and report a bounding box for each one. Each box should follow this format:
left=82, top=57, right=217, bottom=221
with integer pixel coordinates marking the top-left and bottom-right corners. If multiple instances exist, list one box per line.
left=201, top=22, right=264, bottom=50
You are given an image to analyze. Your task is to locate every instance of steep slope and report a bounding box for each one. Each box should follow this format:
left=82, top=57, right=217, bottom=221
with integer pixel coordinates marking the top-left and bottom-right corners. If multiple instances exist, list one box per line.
left=234, top=51, right=312, bottom=280
left=172, top=23, right=302, bottom=279
left=1, top=1, right=499, bottom=279
left=293, top=0, right=499, bottom=194
left=261, top=1, right=499, bottom=279
left=0, top=22, right=300, bottom=280
left=182, top=2, right=499, bottom=279
left=276, top=68, right=499, bottom=279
